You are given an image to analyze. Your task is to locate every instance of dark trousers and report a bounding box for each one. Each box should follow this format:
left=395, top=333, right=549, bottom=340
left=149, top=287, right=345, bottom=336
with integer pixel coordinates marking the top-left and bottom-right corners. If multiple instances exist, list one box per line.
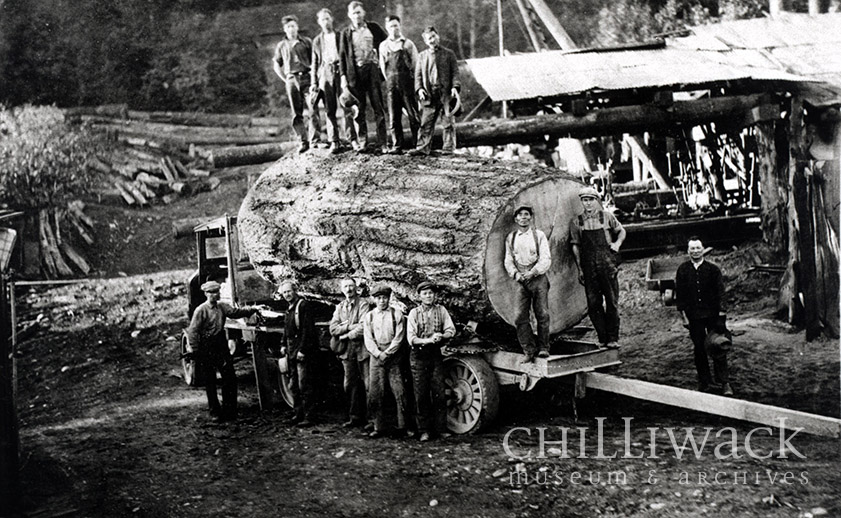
left=200, top=336, right=237, bottom=418
left=688, top=317, right=729, bottom=386
left=285, top=74, right=321, bottom=143
left=319, top=69, right=357, bottom=143
left=342, top=356, right=369, bottom=422
left=513, top=274, right=550, bottom=356
left=416, top=90, right=456, bottom=153
left=368, top=353, right=408, bottom=431
left=348, top=63, right=387, bottom=148
left=288, top=356, right=315, bottom=420
left=583, top=266, right=620, bottom=344
left=410, top=348, right=447, bottom=434
left=385, top=76, right=419, bottom=149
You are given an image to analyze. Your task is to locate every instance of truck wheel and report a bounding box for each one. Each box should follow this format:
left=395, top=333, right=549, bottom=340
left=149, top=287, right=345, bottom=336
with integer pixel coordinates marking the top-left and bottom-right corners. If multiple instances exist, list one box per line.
left=444, top=356, right=499, bottom=434
left=277, top=368, right=296, bottom=409
left=181, top=331, right=204, bottom=387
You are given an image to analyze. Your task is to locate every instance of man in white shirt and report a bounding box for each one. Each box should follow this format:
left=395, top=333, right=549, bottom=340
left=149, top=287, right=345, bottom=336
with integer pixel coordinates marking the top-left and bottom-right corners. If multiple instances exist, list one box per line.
left=504, top=205, right=552, bottom=362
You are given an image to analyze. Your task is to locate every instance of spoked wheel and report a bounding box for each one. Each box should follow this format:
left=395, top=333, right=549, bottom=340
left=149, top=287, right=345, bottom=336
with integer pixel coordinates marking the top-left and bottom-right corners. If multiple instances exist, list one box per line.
left=277, top=361, right=296, bottom=409
left=181, top=331, right=205, bottom=387
left=444, top=356, right=499, bottom=434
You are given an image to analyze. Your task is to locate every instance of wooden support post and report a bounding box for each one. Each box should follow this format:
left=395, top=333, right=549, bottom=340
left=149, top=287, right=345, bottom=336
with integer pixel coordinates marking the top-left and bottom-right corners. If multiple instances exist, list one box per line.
left=584, top=373, right=841, bottom=438
left=0, top=274, right=21, bottom=513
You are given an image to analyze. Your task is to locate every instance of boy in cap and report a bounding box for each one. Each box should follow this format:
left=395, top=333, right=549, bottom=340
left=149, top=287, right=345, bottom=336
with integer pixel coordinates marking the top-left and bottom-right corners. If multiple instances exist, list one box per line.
left=187, top=280, right=260, bottom=422
left=504, top=205, right=552, bottom=362
left=409, top=26, right=460, bottom=156
left=363, top=286, right=410, bottom=438
left=273, top=14, right=321, bottom=153
left=406, top=281, right=455, bottom=441
left=569, top=186, right=626, bottom=347
left=329, top=277, right=371, bottom=427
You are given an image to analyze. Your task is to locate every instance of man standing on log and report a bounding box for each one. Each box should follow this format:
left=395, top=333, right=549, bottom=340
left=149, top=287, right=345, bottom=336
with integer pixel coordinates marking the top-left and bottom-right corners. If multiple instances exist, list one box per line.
left=407, top=282, right=455, bottom=442
left=570, top=186, right=626, bottom=348
left=378, top=15, right=420, bottom=154
left=409, top=26, right=460, bottom=156
left=504, top=206, right=552, bottom=362
left=311, top=8, right=355, bottom=155
left=329, top=278, right=371, bottom=428
left=339, top=1, right=388, bottom=153
left=280, top=280, right=319, bottom=427
left=674, top=237, right=733, bottom=395
left=187, top=280, right=259, bottom=422
left=363, top=286, right=410, bottom=439
left=273, top=15, right=322, bottom=153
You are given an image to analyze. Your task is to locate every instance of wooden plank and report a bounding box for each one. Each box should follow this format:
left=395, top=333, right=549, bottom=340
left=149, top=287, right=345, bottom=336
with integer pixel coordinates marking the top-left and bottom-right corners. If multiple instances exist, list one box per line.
left=251, top=340, right=274, bottom=412
left=584, top=372, right=841, bottom=438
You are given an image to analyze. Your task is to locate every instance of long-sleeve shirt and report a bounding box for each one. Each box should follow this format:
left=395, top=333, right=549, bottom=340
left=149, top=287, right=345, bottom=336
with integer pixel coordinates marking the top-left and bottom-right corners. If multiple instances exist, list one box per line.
left=284, top=297, right=319, bottom=357
left=504, top=227, right=552, bottom=278
left=363, top=307, right=405, bottom=358
left=273, top=37, right=313, bottom=78
left=311, top=31, right=341, bottom=87
left=187, top=301, right=253, bottom=350
left=414, top=45, right=460, bottom=96
left=329, top=296, right=371, bottom=361
left=407, top=304, right=456, bottom=345
left=339, top=21, right=387, bottom=88
left=378, top=36, right=418, bottom=78
left=674, top=259, right=725, bottom=319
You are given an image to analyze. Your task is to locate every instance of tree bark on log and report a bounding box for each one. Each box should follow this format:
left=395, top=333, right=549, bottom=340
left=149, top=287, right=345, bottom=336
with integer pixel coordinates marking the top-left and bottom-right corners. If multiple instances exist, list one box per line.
left=238, top=151, right=589, bottom=333
left=210, top=142, right=299, bottom=168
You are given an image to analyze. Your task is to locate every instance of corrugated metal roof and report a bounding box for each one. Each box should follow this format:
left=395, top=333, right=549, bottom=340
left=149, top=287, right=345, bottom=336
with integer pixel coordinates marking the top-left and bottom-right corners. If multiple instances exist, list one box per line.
left=466, top=12, right=841, bottom=105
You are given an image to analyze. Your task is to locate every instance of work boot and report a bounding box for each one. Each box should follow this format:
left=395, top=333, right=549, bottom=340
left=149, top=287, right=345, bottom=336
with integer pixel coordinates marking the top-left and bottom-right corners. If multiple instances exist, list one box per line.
left=342, top=419, right=363, bottom=428
left=351, top=140, right=363, bottom=152
left=368, top=430, right=386, bottom=439
left=329, top=142, right=343, bottom=154
left=298, top=141, right=310, bottom=153
left=419, top=432, right=431, bottom=442
left=519, top=354, right=535, bottom=364
left=722, top=383, right=734, bottom=396
left=408, top=147, right=429, bottom=157
left=537, top=350, right=550, bottom=359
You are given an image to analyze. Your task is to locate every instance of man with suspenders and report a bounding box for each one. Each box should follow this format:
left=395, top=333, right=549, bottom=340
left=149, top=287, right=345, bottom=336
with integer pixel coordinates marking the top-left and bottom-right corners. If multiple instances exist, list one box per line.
left=504, top=206, right=552, bottom=363
left=378, top=15, right=420, bottom=153
left=570, top=186, right=626, bottom=348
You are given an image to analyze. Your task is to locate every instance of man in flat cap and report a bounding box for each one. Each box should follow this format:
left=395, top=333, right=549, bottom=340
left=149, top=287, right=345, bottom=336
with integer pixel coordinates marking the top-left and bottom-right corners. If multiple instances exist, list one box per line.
left=187, top=280, right=260, bottom=422
left=570, top=186, right=626, bottom=347
left=406, top=281, right=455, bottom=441
left=329, top=277, right=371, bottom=428
left=280, top=280, right=320, bottom=427
left=504, top=205, right=552, bottom=362
left=363, top=286, right=410, bottom=438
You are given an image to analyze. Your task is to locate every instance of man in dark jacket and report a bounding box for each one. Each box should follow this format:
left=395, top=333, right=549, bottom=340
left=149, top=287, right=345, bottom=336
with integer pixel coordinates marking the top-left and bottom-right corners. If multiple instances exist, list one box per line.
left=328, top=278, right=371, bottom=428
left=338, top=1, right=388, bottom=153
left=674, top=237, right=732, bottom=395
left=311, top=8, right=355, bottom=154
left=280, top=280, right=319, bottom=426
left=409, top=26, right=460, bottom=156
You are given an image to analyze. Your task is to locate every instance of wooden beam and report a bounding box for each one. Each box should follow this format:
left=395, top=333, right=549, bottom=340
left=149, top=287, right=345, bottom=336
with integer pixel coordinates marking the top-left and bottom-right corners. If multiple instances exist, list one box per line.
left=584, top=372, right=841, bottom=438
left=456, top=94, right=768, bottom=145
left=626, top=136, right=673, bottom=189
left=524, top=0, right=577, bottom=50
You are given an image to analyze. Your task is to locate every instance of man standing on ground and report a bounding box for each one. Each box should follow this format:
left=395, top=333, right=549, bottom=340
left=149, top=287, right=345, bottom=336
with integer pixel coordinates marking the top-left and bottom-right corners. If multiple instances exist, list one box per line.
left=504, top=206, right=552, bottom=362
left=378, top=15, right=420, bottom=154
left=674, top=237, right=733, bottom=395
left=329, top=278, right=371, bottom=428
left=406, top=281, right=455, bottom=442
left=273, top=15, right=321, bottom=153
left=339, top=1, right=388, bottom=153
left=570, top=186, right=625, bottom=348
left=363, top=286, right=410, bottom=439
left=187, top=280, right=259, bottom=422
left=409, top=26, right=459, bottom=156
left=280, top=280, right=319, bottom=426
left=311, top=8, right=355, bottom=154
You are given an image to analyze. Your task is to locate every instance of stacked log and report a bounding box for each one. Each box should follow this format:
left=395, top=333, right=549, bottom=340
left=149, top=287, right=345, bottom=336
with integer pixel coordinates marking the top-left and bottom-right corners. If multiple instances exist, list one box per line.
left=34, top=202, right=96, bottom=278
left=238, top=151, right=589, bottom=333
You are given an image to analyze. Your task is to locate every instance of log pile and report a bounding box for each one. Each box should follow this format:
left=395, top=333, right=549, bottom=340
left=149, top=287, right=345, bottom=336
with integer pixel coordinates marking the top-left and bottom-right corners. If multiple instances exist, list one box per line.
left=238, top=151, right=590, bottom=333
left=35, top=201, right=96, bottom=278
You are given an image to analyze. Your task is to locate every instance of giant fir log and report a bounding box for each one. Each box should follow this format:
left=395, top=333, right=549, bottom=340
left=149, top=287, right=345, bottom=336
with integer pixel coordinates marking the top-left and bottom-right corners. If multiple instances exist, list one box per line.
left=238, top=151, right=588, bottom=333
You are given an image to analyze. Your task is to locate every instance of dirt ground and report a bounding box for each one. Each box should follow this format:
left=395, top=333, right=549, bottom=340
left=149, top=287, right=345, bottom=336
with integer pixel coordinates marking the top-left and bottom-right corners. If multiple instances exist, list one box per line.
left=8, top=170, right=841, bottom=518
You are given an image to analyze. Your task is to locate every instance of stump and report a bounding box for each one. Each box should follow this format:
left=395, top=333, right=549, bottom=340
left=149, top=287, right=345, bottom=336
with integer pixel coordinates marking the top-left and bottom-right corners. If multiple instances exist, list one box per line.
left=238, top=150, right=588, bottom=333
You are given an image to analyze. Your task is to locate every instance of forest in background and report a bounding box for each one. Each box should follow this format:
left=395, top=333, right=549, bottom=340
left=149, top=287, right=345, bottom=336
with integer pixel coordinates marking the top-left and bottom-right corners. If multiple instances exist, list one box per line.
left=0, top=0, right=822, bottom=114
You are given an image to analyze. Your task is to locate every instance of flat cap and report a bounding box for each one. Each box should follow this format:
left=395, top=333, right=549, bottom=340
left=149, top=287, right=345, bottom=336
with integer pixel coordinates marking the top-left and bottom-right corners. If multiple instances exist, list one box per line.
left=371, top=285, right=392, bottom=297
left=201, top=280, right=221, bottom=293
left=416, top=281, right=438, bottom=293
left=578, top=186, right=600, bottom=199
left=513, top=205, right=533, bottom=217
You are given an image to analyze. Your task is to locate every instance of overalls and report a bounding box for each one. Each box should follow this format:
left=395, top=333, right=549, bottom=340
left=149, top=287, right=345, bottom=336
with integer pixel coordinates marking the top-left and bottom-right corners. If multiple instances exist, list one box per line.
left=579, top=212, right=620, bottom=344
left=384, top=42, right=420, bottom=149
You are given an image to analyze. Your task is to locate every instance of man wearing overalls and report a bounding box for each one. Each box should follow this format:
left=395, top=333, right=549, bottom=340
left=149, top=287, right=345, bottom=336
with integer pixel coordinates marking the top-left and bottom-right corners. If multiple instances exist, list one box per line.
left=569, top=187, right=626, bottom=347
left=378, top=15, right=420, bottom=154
left=273, top=15, right=321, bottom=153
left=504, top=205, right=552, bottom=362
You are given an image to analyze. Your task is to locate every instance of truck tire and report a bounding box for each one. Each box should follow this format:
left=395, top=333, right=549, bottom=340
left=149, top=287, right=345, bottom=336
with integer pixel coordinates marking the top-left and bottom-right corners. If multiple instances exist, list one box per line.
left=444, top=356, right=499, bottom=434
